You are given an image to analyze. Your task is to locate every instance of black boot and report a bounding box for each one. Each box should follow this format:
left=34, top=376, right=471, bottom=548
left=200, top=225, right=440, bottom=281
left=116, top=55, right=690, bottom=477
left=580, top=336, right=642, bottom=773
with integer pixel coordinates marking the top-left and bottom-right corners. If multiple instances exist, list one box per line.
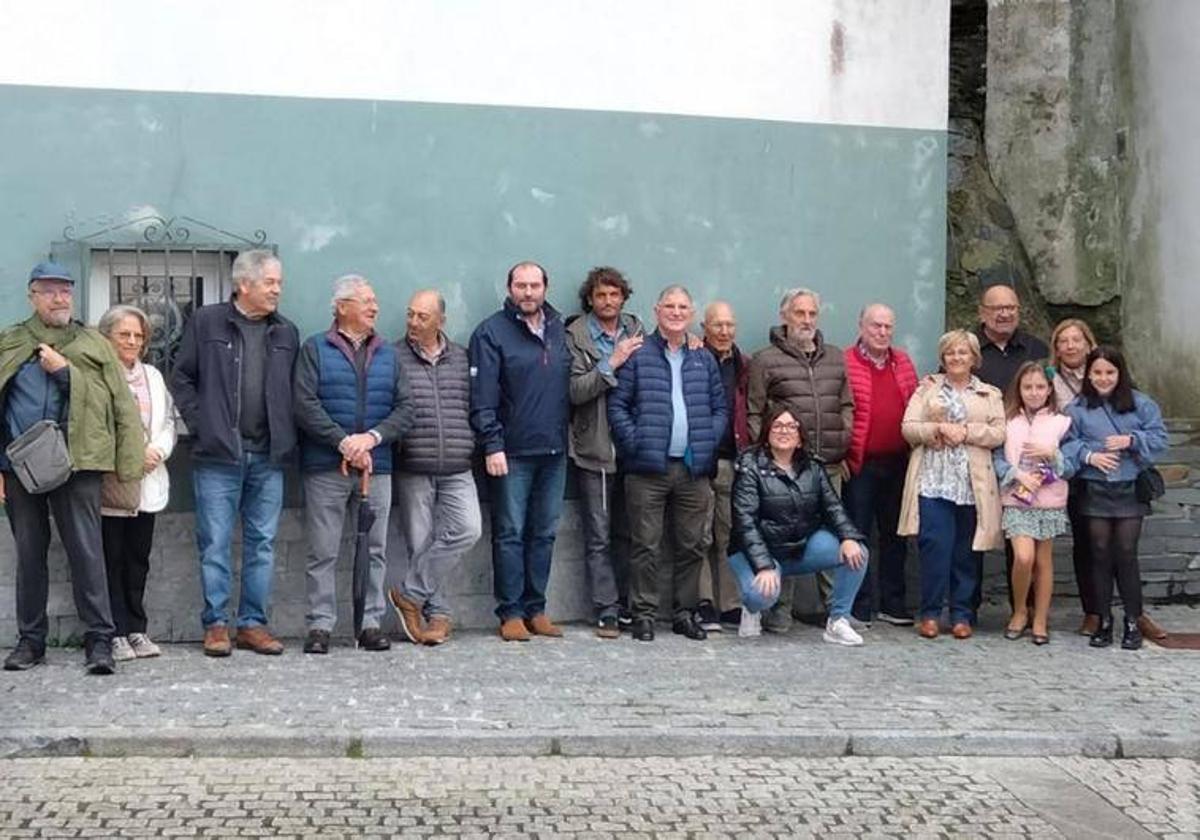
left=1089, top=615, right=1113, bottom=648
left=1121, top=616, right=1143, bottom=650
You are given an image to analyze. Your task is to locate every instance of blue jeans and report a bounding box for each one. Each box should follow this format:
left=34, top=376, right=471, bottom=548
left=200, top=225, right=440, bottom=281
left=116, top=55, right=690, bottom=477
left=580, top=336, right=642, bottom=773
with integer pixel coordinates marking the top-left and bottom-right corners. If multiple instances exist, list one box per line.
left=728, top=529, right=868, bottom=619
left=194, top=453, right=285, bottom=629
left=489, top=454, right=567, bottom=621
left=917, top=496, right=981, bottom=626
left=843, top=454, right=909, bottom=619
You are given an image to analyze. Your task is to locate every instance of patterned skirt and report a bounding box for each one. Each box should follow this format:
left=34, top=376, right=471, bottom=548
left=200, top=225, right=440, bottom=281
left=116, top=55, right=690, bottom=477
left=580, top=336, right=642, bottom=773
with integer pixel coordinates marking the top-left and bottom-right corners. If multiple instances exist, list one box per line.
left=1002, top=506, right=1070, bottom=540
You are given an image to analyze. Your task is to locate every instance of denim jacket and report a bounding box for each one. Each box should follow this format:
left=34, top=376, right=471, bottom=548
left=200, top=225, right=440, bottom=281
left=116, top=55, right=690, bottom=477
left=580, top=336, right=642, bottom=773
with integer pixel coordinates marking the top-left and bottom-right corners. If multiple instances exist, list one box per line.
left=1064, top=390, right=1167, bottom=482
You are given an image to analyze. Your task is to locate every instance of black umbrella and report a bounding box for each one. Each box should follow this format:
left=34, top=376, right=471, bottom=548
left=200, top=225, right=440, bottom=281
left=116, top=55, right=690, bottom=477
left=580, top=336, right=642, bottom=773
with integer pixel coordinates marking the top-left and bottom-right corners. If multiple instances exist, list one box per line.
left=344, top=461, right=376, bottom=641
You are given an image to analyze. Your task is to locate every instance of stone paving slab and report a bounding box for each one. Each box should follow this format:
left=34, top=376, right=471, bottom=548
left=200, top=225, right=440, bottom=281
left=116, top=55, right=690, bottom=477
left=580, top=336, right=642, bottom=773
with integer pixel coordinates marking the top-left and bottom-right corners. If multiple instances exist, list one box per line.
left=1, top=756, right=1193, bottom=838
left=1, top=604, right=1197, bottom=759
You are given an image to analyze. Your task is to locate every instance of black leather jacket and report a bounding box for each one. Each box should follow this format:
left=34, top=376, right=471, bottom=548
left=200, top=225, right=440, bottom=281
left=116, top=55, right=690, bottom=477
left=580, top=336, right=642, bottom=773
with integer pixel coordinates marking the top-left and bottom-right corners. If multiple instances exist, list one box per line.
left=731, top=445, right=864, bottom=573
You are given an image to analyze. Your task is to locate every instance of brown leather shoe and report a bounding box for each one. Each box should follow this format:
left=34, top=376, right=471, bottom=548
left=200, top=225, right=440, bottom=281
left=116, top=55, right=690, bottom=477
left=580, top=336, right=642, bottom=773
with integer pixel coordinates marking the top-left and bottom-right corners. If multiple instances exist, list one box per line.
left=525, top=614, right=563, bottom=637
left=918, top=619, right=939, bottom=639
left=951, top=622, right=973, bottom=640
left=235, top=626, right=284, bottom=655
left=203, top=625, right=232, bottom=657
left=499, top=617, right=531, bottom=642
left=1078, top=614, right=1100, bottom=636
left=1137, top=614, right=1168, bottom=641
left=388, top=587, right=426, bottom=644
left=423, top=616, right=451, bottom=646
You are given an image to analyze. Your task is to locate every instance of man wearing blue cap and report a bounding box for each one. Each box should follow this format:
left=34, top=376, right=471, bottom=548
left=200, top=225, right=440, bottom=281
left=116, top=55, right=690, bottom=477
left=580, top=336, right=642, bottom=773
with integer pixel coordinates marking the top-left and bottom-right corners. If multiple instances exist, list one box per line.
left=0, top=261, right=144, bottom=674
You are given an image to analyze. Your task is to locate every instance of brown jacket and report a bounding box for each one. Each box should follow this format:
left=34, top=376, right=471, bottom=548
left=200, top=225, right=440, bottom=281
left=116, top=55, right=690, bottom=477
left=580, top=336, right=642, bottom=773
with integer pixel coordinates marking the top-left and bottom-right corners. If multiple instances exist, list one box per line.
left=747, top=327, right=854, bottom=463
left=897, top=375, right=1006, bottom=551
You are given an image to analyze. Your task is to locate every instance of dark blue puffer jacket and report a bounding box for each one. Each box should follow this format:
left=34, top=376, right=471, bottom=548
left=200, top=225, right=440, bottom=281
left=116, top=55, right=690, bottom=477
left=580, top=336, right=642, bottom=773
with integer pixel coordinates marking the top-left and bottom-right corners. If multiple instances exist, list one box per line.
left=469, top=298, right=570, bottom=457
left=300, top=334, right=398, bottom=473
left=607, top=330, right=728, bottom=477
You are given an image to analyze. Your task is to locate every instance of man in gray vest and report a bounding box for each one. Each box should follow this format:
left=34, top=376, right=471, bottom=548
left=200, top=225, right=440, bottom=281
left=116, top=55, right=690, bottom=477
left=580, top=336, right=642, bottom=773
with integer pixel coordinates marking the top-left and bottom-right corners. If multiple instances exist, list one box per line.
left=388, top=289, right=481, bottom=646
left=294, top=275, right=412, bottom=654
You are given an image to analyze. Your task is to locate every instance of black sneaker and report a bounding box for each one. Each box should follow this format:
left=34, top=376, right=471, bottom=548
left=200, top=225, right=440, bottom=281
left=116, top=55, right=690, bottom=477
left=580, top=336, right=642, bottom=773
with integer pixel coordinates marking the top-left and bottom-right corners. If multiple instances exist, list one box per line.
left=617, top=608, right=634, bottom=629
left=84, top=638, right=115, bottom=675
left=595, top=616, right=620, bottom=639
left=357, top=627, right=391, bottom=651
left=3, top=638, right=45, bottom=671
left=1121, top=617, right=1143, bottom=651
left=719, top=608, right=742, bottom=627
left=696, top=601, right=721, bottom=632
left=303, top=629, right=331, bottom=654
left=877, top=611, right=915, bottom=627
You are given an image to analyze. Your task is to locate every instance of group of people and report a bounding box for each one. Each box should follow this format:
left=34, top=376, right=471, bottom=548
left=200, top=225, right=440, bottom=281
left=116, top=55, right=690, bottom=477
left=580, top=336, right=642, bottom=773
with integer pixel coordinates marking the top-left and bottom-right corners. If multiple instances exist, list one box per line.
left=0, top=255, right=1168, bottom=675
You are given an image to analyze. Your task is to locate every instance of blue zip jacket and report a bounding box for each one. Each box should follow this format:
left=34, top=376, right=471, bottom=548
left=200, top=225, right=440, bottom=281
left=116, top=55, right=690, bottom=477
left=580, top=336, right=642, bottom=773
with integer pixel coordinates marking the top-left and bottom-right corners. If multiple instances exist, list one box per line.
left=607, top=330, right=728, bottom=478
left=1063, top=390, right=1168, bottom=482
left=468, top=298, right=570, bottom=457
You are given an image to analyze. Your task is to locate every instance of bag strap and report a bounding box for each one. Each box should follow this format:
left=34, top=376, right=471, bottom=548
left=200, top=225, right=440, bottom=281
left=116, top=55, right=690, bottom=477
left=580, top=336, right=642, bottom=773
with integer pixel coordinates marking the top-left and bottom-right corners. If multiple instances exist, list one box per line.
left=1099, top=402, right=1145, bottom=468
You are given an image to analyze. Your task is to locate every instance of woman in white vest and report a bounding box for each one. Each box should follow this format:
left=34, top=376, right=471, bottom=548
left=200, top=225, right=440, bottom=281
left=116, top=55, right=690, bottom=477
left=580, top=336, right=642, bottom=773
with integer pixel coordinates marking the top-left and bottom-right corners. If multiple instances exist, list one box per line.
left=97, top=304, right=176, bottom=662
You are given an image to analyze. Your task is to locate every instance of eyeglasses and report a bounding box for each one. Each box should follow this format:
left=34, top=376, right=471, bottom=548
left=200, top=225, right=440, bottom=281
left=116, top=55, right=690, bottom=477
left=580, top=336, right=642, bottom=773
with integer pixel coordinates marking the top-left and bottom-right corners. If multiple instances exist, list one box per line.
left=30, top=287, right=73, bottom=299
left=114, top=330, right=145, bottom=343
left=770, top=422, right=801, bottom=433
left=981, top=304, right=1019, bottom=314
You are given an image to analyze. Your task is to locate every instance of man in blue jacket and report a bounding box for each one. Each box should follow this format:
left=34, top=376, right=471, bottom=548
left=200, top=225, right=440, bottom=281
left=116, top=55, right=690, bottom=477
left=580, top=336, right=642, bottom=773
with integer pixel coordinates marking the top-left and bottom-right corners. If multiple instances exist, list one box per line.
left=469, top=261, right=571, bottom=642
left=607, top=285, right=728, bottom=642
left=170, top=249, right=299, bottom=658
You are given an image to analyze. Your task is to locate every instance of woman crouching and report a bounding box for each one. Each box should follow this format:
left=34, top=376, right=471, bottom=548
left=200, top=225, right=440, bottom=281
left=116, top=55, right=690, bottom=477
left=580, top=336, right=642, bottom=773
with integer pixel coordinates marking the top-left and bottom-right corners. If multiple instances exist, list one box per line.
left=727, top=406, right=869, bottom=646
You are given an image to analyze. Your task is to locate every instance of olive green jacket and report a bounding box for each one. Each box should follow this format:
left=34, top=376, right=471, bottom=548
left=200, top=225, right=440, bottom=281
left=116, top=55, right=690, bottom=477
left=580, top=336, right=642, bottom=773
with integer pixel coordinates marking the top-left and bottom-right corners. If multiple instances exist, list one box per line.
left=0, top=316, right=144, bottom=481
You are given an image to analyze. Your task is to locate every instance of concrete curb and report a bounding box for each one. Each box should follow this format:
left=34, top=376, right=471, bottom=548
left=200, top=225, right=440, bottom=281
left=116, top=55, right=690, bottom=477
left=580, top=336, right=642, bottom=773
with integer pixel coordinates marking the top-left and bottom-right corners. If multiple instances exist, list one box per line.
left=2, top=728, right=1197, bottom=760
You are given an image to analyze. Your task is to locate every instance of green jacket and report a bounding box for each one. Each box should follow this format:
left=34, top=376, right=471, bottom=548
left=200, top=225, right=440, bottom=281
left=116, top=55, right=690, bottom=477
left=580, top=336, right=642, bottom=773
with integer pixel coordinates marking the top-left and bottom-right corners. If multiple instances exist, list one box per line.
left=0, top=316, right=143, bottom=481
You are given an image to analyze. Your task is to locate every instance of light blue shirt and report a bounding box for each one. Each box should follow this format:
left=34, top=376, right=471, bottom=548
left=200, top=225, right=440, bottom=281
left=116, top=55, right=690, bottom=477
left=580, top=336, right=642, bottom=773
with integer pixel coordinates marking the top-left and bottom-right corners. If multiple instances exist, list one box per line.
left=588, top=314, right=622, bottom=377
left=666, top=345, right=689, bottom=457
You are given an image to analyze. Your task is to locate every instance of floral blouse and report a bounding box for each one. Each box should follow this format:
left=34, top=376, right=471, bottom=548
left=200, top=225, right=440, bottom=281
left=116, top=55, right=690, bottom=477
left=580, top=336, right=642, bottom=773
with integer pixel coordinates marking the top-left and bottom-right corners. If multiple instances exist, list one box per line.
left=918, top=377, right=977, bottom=506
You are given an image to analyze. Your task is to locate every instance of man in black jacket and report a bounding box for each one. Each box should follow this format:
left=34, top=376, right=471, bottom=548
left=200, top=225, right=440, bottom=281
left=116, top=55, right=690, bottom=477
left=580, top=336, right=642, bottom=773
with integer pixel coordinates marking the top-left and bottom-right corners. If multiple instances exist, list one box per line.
left=170, top=249, right=298, bottom=658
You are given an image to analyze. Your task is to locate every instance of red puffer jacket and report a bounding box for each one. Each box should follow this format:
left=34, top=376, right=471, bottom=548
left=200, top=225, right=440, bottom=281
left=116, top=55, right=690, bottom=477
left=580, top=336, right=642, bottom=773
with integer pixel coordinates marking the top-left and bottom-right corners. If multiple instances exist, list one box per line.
left=843, top=344, right=918, bottom=475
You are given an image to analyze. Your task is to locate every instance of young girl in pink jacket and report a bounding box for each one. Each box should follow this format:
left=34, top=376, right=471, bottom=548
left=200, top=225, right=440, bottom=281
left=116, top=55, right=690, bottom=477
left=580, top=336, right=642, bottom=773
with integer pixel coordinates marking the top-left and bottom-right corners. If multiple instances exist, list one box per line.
left=992, top=362, right=1074, bottom=645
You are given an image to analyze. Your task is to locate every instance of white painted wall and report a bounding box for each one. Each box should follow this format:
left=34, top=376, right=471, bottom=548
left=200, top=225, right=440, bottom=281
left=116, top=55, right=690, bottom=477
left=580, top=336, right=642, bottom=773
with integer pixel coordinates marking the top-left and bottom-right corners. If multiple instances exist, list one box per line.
left=0, top=0, right=948, bottom=130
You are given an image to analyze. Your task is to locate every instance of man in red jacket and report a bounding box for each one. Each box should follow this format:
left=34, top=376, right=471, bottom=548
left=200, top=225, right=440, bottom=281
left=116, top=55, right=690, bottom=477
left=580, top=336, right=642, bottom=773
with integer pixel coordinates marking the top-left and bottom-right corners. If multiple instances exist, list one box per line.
left=842, top=304, right=918, bottom=626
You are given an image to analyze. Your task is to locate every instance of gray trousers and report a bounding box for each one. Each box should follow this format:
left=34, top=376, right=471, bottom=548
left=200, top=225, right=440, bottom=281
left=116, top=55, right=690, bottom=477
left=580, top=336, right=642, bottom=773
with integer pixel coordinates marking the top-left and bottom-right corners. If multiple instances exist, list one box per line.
left=575, top=466, right=623, bottom=619
left=4, top=470, right=114, bottom=647
left=626, top=461, right=713, bottom=622
left=699, top=458, right=741, bottom=613
left=303, top=470, right=392, bottom=632
left=393, top=470, right=482, bottom=618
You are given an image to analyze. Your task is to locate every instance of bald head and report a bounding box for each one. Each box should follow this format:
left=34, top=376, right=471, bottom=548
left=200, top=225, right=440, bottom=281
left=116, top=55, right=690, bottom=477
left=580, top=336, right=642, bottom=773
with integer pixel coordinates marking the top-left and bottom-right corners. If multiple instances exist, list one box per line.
left=857, top=303, right=896, bottom=357
left=703, top=300, right=737, bottom=355
left=406, top=288, right=446, bottom=347
left=979, top=284, right=1021, bottom=344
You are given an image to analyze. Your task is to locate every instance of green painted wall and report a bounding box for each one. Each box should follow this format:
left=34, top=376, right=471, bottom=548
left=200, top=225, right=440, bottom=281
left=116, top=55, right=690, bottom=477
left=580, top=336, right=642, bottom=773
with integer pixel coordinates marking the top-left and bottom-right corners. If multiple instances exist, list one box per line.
left=0, top=85, right=945, bottom=369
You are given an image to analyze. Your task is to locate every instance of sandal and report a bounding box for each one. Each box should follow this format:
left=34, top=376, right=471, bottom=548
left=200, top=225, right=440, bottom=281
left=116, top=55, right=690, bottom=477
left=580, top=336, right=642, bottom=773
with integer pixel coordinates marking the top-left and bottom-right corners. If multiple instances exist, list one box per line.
left=1032, top=633, right=1050, bottom=646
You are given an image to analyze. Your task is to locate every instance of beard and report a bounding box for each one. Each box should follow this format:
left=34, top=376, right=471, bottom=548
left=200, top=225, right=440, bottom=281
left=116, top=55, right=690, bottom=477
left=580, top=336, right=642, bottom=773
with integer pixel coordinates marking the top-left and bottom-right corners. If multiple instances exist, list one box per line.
left=789, top=326, right=816, bottom=353
left=42, top=309, right=72, bottom=327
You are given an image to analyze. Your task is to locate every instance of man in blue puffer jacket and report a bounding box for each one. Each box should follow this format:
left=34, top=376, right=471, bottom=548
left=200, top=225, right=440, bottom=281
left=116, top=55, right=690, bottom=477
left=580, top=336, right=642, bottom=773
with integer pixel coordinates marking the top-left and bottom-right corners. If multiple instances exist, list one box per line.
left=469, top=261, right=572, bottom=642
left=294, top=274, right=412, bottom=655
left=608, top=285, right=727, bottom=642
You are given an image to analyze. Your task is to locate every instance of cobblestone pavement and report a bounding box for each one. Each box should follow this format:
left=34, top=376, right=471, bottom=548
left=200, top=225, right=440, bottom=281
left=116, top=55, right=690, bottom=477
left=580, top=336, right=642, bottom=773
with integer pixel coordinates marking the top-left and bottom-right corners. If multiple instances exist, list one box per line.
left=1, top=604, right=1197, bottom=759
left=1, top=756, right=1194, bottom=838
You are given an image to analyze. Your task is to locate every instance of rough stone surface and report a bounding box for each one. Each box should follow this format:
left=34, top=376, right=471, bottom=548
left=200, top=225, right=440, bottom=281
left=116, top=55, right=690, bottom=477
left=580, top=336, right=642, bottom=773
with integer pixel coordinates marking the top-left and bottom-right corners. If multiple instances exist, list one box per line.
left=0, top=755, right=1190, bottom=838
left=0, top=602, right=1196, bottom=760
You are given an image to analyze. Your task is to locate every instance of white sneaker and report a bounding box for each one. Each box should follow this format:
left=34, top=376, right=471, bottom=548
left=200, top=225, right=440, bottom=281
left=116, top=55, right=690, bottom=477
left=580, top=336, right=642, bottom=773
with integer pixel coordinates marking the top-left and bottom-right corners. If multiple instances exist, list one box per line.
left=738, top=608, right=762, bottom=638
left=823, top=616, right=864, bottom=646
left=111, top=636, right=137, bottom=662
left=128, top=633, right=162, bottom=658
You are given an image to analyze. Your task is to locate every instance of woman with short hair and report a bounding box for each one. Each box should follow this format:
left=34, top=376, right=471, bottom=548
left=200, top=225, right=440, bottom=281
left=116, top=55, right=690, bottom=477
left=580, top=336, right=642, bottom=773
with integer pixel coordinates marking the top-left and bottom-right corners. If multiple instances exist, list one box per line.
left=899, top=329, right=1005, bottom=640
left=97, top=304, right=176, bottom=662
left=1065, top=346, right=1167, bottom=650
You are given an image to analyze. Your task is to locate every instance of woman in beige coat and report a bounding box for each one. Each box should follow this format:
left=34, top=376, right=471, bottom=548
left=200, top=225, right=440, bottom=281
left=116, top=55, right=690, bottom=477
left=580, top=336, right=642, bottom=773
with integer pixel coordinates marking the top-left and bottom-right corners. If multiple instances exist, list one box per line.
left=898, top=330, right=1005, bottom=640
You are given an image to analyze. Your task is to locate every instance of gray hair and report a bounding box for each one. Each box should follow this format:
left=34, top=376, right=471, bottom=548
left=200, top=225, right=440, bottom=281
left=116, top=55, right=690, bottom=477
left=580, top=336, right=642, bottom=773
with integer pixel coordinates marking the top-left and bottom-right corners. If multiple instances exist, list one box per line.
left=412, top=288, right=446, bottom=315
left=656, top=284, right=693, bottom=304
left=858, top=303, right=896, bottom=324
left=98, top=304, right=151, bottom=359
left=231, top=249, right=281, bottom=288
left=778, top=287, right=821, bottom=313
left=331, top=273, right=371, bottom=314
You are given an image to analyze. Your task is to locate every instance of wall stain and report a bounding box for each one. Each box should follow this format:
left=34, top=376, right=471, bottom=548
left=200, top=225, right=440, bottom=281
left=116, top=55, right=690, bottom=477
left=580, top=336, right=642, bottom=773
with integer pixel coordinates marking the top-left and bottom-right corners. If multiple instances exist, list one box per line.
left=830, top=20, right=846, bottom=76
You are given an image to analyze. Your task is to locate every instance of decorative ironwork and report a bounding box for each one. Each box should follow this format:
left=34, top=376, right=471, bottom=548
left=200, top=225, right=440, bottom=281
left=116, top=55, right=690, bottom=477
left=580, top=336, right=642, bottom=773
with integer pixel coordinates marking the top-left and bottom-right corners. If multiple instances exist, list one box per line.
left=63, top=214, right=267, bottom=246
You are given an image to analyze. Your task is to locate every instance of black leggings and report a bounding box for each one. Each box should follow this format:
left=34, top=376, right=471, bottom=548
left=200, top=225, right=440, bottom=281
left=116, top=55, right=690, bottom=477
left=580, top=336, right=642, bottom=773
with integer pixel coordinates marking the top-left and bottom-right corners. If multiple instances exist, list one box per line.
left=1085, top=516, right=1144, bottom=620
left=101, top=512, right=157, bottom=636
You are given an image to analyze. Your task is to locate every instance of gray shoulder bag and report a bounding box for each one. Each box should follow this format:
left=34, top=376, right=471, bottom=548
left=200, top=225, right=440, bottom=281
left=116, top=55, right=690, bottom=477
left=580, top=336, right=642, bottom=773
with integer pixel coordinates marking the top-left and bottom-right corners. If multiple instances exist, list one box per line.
left=5, top=419, right=73, bottom=494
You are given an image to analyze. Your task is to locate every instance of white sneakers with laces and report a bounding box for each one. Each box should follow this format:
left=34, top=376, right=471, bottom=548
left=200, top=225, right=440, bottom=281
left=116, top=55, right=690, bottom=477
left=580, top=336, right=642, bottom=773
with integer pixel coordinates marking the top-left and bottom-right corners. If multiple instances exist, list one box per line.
left=128, top=633, right=162, bottom=658
left=823, top=616, right=864, bottom=646
left=738, top=608, right=762, bottom=638
left=111, top=636, right=136, bottom=662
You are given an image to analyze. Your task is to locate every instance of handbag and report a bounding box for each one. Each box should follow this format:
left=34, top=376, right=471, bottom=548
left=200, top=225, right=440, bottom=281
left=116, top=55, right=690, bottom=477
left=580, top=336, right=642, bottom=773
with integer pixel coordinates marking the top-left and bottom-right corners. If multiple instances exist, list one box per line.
left=1100, top=404, right=1164, bottom=503
left=100, top=471, right=142, bottom=512
left=4, top=419, right=73, bottom=494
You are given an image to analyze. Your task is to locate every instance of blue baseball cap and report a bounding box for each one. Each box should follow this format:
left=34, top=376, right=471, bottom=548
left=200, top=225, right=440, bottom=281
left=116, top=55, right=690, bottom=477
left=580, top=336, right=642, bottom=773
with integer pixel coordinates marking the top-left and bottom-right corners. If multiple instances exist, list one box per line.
left=29, top=261, right=75, bottom=286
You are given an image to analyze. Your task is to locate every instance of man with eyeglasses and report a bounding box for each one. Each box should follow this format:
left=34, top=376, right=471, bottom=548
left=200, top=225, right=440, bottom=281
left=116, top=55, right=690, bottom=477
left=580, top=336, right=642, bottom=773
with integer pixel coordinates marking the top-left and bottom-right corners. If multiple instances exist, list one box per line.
left=974, top=283, right=1048, bottom=392
left=1, top=262, right=144, bottom=674
left=294, top=275, right=411, bottom=654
